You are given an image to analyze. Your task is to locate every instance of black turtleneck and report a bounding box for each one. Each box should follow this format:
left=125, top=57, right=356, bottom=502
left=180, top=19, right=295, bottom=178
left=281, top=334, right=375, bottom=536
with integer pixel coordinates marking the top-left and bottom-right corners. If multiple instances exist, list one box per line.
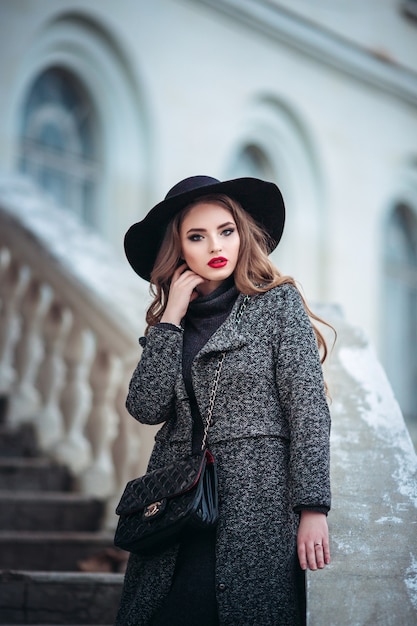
left=182, top=277, right=239, bottom=450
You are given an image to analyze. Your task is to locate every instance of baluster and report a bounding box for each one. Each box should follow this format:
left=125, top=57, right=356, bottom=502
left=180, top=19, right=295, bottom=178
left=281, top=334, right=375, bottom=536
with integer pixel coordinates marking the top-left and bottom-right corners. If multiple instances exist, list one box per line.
left=0, top=257, right=29, bottom=398
left=80, top=350, right=122, bottom=498
left=0, top=246, right=9, bottom=281
left=36, top=302, right=72, bottom=451
left=105, top=364, right=142, bottom=528
left=0, top=248, right=8, bottom=315
left=8, top=279, right=52, bottom=427
left=113, top=387, right=134, bottom=488
left=114, top=362, right=142, bottom=483
left=53, top=321, right=94, bottom=475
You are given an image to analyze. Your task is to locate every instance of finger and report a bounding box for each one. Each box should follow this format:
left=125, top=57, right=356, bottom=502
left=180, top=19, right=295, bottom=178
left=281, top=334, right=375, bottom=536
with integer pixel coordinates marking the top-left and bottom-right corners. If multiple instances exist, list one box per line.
left=306, top=543, right=318, bottom=571
left=171, top=263, right=188, bottom=282
left=314, top=543, right=325, bottom=569
left=322, top=539, right=331, bottom=565
left=177, top=273, right=205, bottom=292
left=173, top=267, right=202, bottom=285
left=189, top=281, right=206, bottom=301
left=297, top=542, right=308, bottom=571
left=168, top=273, right=205, bottom=314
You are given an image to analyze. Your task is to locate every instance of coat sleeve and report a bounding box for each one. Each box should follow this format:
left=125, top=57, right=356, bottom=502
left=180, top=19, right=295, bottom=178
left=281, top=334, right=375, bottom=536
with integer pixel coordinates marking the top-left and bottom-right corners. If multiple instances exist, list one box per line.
left=273, top=284, right=331, bottom=512
left=125, top=325, right=183, bottom=425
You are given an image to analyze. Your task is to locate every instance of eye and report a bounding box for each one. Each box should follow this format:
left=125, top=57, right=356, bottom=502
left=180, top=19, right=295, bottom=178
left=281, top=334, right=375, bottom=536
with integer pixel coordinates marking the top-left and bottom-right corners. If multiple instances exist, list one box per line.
left=221, top=228, right=235, bottom=237
left=188, top=234, right=203, bottom=242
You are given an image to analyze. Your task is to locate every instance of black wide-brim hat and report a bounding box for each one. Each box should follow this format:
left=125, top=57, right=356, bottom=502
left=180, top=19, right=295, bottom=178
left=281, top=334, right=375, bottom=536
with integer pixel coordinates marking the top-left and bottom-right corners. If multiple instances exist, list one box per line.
left=124, top=175, right=285, bottom=281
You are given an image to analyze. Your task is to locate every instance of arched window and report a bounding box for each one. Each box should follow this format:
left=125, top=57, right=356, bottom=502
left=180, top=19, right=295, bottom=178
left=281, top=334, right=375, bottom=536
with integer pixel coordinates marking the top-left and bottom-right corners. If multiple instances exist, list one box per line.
left=227, top=144, right=274, bottom=180
left=13, top=13, right=148, bottom=246
left=223, top=96, right=324, bottom=299
left=383, top=203, right=417, bottom=442
left=18, top=67, right=100, bottom=227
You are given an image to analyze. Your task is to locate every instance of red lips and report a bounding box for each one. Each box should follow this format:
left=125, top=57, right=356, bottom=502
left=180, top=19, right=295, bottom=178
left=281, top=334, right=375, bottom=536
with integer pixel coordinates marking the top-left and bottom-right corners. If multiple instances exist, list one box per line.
left=208, top=257, right=227, bottom=268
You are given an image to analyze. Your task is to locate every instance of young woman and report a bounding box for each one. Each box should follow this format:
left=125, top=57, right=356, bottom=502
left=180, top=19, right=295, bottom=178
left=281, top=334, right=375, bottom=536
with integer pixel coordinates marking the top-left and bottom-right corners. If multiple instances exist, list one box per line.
left=116, top=176, right=331, bottom=626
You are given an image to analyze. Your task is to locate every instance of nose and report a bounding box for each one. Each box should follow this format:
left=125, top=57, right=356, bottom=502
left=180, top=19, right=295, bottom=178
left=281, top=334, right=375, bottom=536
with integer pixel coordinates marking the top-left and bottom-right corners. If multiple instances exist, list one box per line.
left=209, top=237, right=222, bottom=254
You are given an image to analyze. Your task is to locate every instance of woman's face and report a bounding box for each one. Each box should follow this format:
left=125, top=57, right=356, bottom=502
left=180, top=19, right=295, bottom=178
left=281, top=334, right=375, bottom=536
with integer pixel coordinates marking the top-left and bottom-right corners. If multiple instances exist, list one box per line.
left=180, top=201, right=240, bottom=295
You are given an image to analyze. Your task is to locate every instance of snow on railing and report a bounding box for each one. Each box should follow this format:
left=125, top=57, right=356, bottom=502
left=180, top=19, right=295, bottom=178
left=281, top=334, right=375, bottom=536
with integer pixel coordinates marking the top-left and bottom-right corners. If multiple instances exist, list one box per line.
left=0, top=176, right=152, bottom=527
left=308, top=308, right=417, bottom=624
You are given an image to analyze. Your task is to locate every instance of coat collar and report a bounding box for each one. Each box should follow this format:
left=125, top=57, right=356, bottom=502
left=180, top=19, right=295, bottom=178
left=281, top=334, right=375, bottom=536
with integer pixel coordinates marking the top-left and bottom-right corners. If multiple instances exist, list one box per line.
left=196, top=293, right=250, bottom=357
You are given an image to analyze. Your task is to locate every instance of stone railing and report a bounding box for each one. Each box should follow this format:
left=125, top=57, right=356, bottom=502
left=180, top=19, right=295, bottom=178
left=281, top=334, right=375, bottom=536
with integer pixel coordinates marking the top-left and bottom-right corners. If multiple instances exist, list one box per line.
left=0, top=176, right=154, bottom=527
left=308, top=308, right=417, bottom=624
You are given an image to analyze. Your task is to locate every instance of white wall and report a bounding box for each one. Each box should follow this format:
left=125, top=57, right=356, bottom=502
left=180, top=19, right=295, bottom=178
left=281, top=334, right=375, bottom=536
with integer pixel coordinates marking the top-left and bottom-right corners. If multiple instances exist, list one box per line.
left=275, top=0, right=417, bottom=73
left=0, top=0, right=416, bottom=364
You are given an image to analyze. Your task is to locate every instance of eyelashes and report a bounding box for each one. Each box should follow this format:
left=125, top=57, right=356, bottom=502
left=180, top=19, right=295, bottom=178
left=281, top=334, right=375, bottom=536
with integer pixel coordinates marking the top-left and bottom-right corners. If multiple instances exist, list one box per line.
left=187, top=228, right=235, bottom=242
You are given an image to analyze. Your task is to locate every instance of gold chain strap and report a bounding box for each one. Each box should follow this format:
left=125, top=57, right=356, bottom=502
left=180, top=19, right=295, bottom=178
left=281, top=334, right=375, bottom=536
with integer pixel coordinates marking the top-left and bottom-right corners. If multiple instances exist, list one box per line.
left=201, top=295, right=250, bottom=450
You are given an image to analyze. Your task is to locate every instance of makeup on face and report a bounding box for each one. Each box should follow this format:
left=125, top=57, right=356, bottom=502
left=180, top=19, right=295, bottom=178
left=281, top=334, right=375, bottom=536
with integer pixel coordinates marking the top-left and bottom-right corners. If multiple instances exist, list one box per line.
left=208, top=257, right=228, bottom=268
left=180, top=202, right=240, bottom=295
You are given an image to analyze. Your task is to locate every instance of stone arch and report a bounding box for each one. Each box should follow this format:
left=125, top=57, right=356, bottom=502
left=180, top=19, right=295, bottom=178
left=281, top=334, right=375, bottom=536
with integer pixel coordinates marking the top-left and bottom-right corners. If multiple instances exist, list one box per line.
left=9, top=11, right=151, bottom=247
left=381, top=161, right=417, bottom=443
left=223, top=95, right=326, bottom=299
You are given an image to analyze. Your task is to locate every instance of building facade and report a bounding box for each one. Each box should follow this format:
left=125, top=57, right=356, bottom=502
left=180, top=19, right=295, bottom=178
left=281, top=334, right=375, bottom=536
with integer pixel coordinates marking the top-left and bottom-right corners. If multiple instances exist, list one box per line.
left=0, top=0, right=416, bottom=442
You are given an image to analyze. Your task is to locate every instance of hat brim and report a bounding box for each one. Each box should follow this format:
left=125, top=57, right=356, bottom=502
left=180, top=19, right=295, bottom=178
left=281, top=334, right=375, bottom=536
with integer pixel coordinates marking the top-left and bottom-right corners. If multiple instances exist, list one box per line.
left=124, top=177, right=285, bottom=281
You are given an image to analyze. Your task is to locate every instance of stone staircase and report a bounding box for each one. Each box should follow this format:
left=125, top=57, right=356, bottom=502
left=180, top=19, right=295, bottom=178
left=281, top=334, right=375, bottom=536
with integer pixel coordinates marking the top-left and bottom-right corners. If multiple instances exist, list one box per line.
left=0, top=407, right=125, bottom=626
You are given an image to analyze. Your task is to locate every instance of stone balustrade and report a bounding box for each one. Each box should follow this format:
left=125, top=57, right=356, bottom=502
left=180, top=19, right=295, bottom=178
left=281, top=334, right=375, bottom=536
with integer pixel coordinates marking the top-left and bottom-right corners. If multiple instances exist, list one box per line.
left=0, top=177, right=153, bottom=527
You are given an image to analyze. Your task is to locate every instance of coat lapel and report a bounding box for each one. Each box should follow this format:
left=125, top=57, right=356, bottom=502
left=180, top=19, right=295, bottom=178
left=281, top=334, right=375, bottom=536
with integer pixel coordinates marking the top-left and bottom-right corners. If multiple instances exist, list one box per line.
left=196, top=293, right=249, bottom=357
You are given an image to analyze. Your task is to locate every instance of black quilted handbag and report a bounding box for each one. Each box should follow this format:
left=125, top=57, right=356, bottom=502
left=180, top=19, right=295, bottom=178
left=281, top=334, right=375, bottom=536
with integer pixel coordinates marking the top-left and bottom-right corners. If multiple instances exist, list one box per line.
left=114, top=357, right=223, bottom=555
left=114, top=448, right=218, bottom=554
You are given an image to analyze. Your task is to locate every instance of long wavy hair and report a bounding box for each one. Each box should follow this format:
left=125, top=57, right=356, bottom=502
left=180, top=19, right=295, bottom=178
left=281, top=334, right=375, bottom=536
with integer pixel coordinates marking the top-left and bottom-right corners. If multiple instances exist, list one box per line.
left=146, top=194, right=333, bottom=363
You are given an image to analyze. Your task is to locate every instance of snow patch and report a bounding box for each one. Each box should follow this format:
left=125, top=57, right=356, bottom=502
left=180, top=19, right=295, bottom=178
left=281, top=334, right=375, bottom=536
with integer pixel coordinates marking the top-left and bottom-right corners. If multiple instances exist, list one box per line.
left=338, top=342, right=417, bottom=508
left=0, top=176, right=149, bottom=333
left=375, top=516, right=403, bottom=525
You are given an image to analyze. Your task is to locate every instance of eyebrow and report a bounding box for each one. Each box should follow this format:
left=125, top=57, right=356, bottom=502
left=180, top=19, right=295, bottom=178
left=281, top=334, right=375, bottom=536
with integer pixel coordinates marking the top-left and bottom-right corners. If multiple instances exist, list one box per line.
left=186, top=221, right=235, bottom=235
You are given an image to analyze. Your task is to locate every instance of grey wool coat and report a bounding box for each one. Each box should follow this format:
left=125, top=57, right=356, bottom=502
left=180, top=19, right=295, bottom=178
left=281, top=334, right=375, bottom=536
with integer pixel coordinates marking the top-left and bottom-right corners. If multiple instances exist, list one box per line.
left=115, top=283, right=331, bottom=626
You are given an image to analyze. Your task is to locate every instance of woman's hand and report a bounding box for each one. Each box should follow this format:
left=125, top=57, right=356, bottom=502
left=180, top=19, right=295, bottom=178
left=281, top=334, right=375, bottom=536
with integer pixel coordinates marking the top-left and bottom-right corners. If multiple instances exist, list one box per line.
left=297, top=510, right=330, bottom=571
left=160, top=263, right=205, bottom=326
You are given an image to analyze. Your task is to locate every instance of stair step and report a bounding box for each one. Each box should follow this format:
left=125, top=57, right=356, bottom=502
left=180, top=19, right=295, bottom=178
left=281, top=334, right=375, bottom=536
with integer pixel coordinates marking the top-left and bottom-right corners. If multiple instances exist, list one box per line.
left=0, top=492, right=105, bottom=531
left=0, top=531, right=126, bottom=572
left=0, top=570, right=123, bottom=625
left=0, top=424, right=38, bottom=457
left=0, top=458, right=72, bottom=492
